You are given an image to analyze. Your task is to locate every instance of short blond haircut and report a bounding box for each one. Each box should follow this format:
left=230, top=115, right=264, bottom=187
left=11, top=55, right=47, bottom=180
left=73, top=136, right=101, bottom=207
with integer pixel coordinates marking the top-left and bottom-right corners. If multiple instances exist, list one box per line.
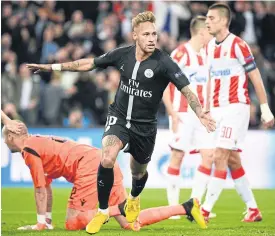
left=132, top=11, right=156, bottom=31
left=190, top=15, right=207, bottom=36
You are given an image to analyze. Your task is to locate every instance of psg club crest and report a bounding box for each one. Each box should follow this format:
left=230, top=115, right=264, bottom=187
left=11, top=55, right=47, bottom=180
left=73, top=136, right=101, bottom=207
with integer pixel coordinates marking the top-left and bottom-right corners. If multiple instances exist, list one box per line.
left=144, top=69, right=154, bottom=78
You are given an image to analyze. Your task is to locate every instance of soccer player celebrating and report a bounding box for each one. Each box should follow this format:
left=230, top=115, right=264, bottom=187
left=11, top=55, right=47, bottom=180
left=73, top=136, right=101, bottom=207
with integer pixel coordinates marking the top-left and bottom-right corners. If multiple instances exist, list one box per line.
left=2, top=119, right=207, bottom=231
left=27, top=11, right=215, bottom=234
left=163, top=16, right=214, bottom=217
left=201, top=3, right=274, bottom=222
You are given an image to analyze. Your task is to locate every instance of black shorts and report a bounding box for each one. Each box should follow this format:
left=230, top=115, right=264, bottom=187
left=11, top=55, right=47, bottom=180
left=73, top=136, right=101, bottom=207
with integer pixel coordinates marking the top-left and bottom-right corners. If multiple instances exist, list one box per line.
left=103, top=113, right=157, bottom=164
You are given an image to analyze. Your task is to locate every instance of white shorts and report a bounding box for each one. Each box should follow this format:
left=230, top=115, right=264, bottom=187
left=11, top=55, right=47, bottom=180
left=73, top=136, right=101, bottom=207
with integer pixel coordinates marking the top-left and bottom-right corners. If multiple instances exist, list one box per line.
left=210, top=103, right=250, bottom=150
left=169, top=112, right=214, bottom=152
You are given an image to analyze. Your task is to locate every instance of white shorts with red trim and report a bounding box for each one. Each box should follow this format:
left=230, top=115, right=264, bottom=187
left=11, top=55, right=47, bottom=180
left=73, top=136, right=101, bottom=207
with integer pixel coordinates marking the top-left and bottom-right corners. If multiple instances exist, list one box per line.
left=210, top=103, right=250, bottom=150
left=169, top=112, right=215, bottom=152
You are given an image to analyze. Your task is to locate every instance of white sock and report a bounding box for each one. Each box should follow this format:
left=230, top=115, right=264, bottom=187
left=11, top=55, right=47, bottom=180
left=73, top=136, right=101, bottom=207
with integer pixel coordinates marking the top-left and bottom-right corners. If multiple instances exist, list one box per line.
left=202, top=170, right=227, bottom=212
left=129, top=193, right=137, bottom=200
left=98, top=208, right=109, bottom=215
left=166, top=167, right=180, bottom=206
left=190, top=165, right=211, bottom=203
left=231, top=167, right=258, bottom=209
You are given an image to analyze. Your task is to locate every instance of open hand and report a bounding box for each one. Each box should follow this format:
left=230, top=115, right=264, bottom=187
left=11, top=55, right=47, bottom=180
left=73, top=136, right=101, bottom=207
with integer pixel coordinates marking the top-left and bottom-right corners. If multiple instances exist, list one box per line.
left=6, top=120, right=25, bottom=134
left=26, top=64, right=51, bottom=74
left=199, top=110, right=216, bottom=133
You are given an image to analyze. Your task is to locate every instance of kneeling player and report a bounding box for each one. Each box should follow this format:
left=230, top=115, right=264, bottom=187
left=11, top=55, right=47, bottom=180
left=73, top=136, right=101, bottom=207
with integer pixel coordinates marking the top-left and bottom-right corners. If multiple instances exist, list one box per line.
left=2, top=120, right=207, bottom=231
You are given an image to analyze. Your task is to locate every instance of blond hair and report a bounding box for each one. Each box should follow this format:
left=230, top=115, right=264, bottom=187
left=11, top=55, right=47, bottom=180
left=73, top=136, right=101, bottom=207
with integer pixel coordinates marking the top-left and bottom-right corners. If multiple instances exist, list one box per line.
left=132, top=11, right=156, bottom=31
left=190, top=15, right=207, bottom=36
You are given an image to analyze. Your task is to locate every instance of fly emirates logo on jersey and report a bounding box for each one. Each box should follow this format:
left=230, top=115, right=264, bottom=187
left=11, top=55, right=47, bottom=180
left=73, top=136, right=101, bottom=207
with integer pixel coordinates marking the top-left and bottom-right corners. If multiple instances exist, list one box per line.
left=120, top=79, right=153, bottom=98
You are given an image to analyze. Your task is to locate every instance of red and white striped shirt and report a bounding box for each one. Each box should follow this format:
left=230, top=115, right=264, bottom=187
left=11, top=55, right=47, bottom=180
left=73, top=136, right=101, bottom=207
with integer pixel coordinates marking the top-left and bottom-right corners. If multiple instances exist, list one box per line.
left=169, top=43, right=208, bottom=113
left=206, top=34, right=253, bottom=107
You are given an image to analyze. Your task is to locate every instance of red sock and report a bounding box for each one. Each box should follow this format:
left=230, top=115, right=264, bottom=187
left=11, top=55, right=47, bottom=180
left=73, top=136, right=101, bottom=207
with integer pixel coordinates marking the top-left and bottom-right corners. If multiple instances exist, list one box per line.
left=138, top=205, right=186, bottom=227
left=167, top=167, right=180, bottom=175
left=231, top=166, right=245, bottom=180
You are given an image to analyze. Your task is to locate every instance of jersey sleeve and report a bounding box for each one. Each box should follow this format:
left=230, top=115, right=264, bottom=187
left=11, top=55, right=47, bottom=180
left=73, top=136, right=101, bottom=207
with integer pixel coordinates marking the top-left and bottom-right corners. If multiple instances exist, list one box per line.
left=94, top=47, right=124, bottom=69
left=23, top=149, right=46, bottom=188
left=161, top=54, right=190, bottom=91
left=235, top=40, right=257, bottom=73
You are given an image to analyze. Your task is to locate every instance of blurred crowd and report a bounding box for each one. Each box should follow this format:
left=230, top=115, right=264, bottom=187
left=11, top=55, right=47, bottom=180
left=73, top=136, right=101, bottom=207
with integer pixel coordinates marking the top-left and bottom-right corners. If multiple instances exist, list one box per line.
left=1, top=1, right=275, bottom=129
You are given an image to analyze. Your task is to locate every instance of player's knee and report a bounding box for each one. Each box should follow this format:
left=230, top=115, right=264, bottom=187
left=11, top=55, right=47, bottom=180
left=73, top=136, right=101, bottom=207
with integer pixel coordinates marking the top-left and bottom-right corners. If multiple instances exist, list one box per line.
left=214, top=148, right=230, bottom=168
left=228, top=155, right=241, bottom=170
left=101, top=156, right=116, bottom=168
left=201, top=152, right=214, bottom=169
left=65, top=217, right=82, bottom=231
left=171, top=149, right=185, bottom=160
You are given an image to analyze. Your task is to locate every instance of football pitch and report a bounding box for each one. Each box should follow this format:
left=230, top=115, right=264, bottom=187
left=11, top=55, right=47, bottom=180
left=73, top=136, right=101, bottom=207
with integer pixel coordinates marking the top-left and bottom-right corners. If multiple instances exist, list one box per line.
left=2, top=188, right=275, bottom=236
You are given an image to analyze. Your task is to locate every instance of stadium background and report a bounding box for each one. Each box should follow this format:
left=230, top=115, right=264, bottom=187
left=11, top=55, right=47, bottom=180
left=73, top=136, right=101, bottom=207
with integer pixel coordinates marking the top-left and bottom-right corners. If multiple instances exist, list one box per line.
left=1, top=1, right=275, bottom=235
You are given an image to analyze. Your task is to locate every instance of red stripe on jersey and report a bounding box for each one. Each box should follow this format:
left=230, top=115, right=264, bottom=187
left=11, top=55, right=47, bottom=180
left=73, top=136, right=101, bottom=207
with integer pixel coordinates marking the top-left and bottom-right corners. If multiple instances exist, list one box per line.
left=182, top=46, right=190, bottom=66
left=179, top=96, right=188, bottom=112
left=230, top=37, right=238, bottom=58
left=213, top=79, right=221, bottom=107
left=169, top=83, right=175, bottom=103
left=231, top=37, right=253, bottom=63
left=196, top=85, right=204, bottom=107
left=197, top=55, right=203, bottom=66
left=214, top=45, right=222, bottom=59
left=229, top=76, right=239, bottom=104
left=172, top=49, right=185, bottom=63
left=243, top=74, right=250, bottom=104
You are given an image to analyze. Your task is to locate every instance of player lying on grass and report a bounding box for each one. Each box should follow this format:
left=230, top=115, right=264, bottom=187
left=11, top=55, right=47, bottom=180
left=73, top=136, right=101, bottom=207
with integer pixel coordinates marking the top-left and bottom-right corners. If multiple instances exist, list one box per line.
left=2, top=119, right=207, bottom=231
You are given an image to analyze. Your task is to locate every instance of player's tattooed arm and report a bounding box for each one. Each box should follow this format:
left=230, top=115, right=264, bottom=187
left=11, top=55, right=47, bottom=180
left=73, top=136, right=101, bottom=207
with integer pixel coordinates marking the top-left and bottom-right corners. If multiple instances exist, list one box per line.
left=61, top=58, right=95, bottom=71
left=46, top=185, right=53, bottom=213
left=35, top=187, right=47, bottom=215
left=180, top=86, right=203, bottom=117
left=26, top=58, right=95, bottom=73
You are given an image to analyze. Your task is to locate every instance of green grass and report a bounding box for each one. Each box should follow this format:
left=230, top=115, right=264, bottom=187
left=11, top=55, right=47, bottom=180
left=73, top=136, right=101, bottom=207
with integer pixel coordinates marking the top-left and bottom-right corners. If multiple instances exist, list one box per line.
left=2, top=188, right=275, bottom=236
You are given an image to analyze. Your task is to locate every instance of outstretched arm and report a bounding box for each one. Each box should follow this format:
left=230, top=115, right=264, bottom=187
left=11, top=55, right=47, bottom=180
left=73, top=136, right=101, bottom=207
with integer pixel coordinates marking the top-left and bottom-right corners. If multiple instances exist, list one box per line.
left=26, top=58, right=95, bottom=73
left=1, top=110, right=11, bottom=125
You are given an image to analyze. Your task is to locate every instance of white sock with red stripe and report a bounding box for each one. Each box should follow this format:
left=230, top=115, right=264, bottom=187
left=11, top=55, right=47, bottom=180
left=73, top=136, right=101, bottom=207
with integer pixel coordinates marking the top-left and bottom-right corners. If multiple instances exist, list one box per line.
left=190, top=165, right=212, bottom=203
left=166, top=167, right=180, bottom=206
left=231, top=167, right=258, bottom=209
left=202, top=170, right=227, bottom=213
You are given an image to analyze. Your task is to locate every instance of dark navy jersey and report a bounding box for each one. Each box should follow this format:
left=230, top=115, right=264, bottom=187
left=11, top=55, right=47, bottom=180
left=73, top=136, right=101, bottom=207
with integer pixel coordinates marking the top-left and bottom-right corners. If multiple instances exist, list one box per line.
left=94, top=45, right=190, bottom=124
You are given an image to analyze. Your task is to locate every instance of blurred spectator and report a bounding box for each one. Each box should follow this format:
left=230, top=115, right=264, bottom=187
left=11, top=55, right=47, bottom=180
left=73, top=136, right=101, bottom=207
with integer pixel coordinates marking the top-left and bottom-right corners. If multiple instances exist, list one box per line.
left=69, top=73, right=97, bottom=114
left=40, top=27, right=59, bottom=63
left=106, top=69, right=120, bottom=104
left=15, top=64, right=41, bottom=125
left=231, top=1, right=246, bottom=36
left=67, top=107, right=84, bottom=128
left=259, top=2, right=275, bottom=62
left=93, top=72, right=109, bottom=125
left=1, top=63, right=18, bottom=119
left=41, top=72, right=67, bottom=126
left=242, top=2, right=257, bottom=45
left=35, top=8, right=49, bottom=47
left=54, top=24, right=69, bottom=47
left=64, top=10, right=86, bottom=40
